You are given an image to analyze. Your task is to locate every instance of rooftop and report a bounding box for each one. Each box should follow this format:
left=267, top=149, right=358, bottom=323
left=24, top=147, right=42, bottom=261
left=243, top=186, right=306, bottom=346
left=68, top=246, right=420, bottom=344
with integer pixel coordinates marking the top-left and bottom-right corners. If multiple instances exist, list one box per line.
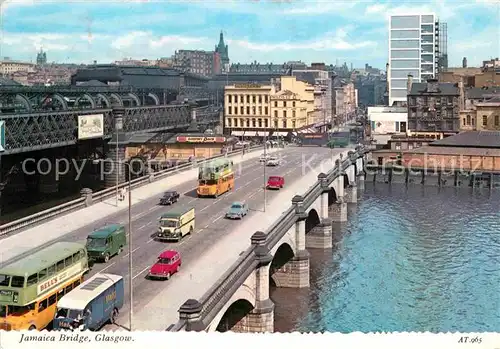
left=159, top=250, right=178, bottom=259
left=430, top=131, right=500, bottom=149
left=89, top=224, right=123, bottom=238
left=409, top=82, right=459, bottom=96
left=406, top=145, right=500, bottom=157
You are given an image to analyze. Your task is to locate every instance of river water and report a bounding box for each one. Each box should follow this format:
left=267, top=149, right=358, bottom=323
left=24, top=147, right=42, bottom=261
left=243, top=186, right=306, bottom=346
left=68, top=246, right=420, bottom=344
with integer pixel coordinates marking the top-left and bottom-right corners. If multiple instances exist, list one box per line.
left=271, top=183, right=500, bottom=333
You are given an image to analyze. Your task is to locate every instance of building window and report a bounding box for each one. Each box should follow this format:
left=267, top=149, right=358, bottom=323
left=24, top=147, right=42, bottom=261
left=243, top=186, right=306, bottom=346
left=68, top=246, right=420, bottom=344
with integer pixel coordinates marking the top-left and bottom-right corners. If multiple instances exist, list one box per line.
left=227, top=118, right=231, bottom=127
left=252, top=119, right=256, bottom=127
left=274, top=101, right=278, bottom=107
left=274, top=119, right=278, bottom=128
left=282, top=120, right=286, bottom=128
left=234, top=107, right=237, bottom=115
left=240, top=95, right=244, bottom=103
left=258, top=95, right=262, bottom=103
left=395, top=122, right=400, bottom=132
left=495, top=115, right=499, bottom=126
left=252, top=106, right=256, bottom=115
left=246, top=95, right=250, bottom=103
left=283, top=110, right=287, bottom=118
left=466, top=114, right=471, bottom=125
left=472, top=117, right=476, bottom=126
left=292, top=121, right=296, bottom=128
left=258, top=106, right=262, bottom=115
left=292, top=102, right=296, bottom=107
left=283, top=101, right=287, bottom=108
left=246, top=106, right=250, bottom=114
left=258, top=118, right=262, bottom=127
left=463, top=118, right=466, bottom=126
left=246, top=118, right=250, bottom=127
left=395, top=142, right=401, bottom=150
left=253, top=95, right=256, bottom=103
left=265, top=96, right=268, bottom=103
left=483, top=115, right=488, bottom=126
left=274, top=110, right=278, bottom=118
left=265, top=119, right=269, bottom=128
left=292, top=110, right=296, bottom=118
left=265, top=107, right=269, bottom=115
left=408, top=143, right=413, bottom=150
left=228, top=107, right=232, bottom=115
left=228, top=95, right=232, bottom=103
left=240, top=106, right=244, bottom=114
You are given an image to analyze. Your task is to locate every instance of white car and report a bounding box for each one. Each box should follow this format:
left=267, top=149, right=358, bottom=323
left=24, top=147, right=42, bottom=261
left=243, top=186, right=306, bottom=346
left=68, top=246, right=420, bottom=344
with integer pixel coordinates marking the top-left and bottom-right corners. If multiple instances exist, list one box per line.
left=259, top=154, right=271, bottom=162
left=266, top=157, right=280, bottom=166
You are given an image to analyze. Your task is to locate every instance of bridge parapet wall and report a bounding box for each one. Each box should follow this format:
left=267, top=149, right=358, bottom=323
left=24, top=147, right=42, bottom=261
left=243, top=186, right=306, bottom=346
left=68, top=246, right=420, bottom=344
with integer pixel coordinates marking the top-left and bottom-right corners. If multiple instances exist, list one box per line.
left=172, top=147, right=370, bottom=333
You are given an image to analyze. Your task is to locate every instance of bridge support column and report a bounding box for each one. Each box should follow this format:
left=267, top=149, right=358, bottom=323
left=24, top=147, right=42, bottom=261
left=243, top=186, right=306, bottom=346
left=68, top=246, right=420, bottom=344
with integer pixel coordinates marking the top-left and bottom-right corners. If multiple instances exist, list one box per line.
left=230, top=232, right=276, bottom=333
left=344, top=181, right=357, bottom=204
left=317, top=173, right=329, bottom=219
left=330, top=197, right=347, bottom=222
left=357, top=173, right=365, bottom=191
left=104, top=142, right=127, bottom=188
left=306, top=218, right=332, bottom=249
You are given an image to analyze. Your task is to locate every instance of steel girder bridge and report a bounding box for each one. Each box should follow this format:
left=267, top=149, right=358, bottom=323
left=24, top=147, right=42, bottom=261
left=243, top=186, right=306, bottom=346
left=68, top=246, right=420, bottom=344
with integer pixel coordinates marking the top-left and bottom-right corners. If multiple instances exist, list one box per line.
left=0, top=86, right=220, bottom=155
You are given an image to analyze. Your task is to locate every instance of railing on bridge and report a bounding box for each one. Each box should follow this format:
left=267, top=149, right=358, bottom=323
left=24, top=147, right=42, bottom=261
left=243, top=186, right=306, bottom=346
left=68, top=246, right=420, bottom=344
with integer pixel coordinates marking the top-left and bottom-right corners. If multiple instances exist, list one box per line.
left=168, top=147, right=369, bottom=331
left=0, top=145, right=260, bottom=237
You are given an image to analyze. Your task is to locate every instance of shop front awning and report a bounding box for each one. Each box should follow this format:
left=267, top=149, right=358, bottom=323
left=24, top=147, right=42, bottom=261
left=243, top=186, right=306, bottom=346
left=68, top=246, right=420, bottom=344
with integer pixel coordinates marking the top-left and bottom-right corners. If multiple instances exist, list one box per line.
left=298, top=128, right=316, bottom=134
left=255, top=131, right=270, bottom=137
left=272, top=131, right=288, bottom=137
left=244, top=131, right=257, bottom=137
left=231, top=131, right=245, bottom=136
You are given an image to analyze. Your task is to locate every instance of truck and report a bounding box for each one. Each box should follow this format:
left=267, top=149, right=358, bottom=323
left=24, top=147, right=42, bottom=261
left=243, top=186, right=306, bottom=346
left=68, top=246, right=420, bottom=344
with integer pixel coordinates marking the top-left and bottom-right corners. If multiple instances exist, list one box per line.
left=156, top=207, right=195, bottom=242
left=53, top=273, right=124, bottom=331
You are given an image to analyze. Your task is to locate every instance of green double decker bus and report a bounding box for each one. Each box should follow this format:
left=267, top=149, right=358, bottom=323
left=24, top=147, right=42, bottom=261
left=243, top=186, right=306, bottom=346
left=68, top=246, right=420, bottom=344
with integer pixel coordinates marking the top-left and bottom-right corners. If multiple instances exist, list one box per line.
left=0, top=242, right=89, bottom=330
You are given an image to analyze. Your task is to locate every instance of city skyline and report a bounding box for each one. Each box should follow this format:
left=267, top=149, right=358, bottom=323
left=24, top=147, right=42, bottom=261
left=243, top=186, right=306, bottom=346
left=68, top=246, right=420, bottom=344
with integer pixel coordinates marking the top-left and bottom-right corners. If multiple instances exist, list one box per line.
left=0, top=0, right=499, bottom=69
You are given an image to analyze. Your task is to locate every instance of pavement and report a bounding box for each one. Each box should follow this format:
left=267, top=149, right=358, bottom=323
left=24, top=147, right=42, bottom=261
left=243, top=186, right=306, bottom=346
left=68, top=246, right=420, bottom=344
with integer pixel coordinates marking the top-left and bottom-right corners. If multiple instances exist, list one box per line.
left=0, top=146, right=279, bottom=265
left=96, top=147, right=349, bottom=331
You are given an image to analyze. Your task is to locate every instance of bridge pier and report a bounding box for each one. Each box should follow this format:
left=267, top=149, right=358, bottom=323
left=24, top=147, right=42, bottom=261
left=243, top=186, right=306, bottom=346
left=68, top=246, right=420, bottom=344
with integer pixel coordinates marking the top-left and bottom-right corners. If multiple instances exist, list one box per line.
left=357, top=173, right=365, bottom=191
left=230, top=232, right=275, bottom=333
left=104, top=140, right=127, bottom=188
left=306, top=217, right=333, bottom=249
left=344, top=181, right=357, bottom=204
left=330, top=166, right=347, bottom=222
left=317, top=173, right=329, bottom=219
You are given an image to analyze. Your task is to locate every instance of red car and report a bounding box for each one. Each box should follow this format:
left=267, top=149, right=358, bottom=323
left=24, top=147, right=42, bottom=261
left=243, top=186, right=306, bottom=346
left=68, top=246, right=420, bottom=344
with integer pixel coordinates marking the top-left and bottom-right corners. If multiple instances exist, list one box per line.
left=147, top=250, right=181, bottom=280
left=266, top=176, right=285, bottom=190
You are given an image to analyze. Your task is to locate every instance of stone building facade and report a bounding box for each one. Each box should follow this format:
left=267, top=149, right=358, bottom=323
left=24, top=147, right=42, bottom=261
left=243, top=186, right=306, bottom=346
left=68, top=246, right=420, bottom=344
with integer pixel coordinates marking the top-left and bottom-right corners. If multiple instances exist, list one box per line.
left=407, top=79, right=460, bottom=134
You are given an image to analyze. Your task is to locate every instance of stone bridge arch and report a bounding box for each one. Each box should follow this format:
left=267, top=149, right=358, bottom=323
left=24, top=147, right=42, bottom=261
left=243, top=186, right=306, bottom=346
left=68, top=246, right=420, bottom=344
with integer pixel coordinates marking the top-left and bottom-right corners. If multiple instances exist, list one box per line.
left=305, top=208, right=321, bottom=234
left=328, top=187, right=337, bottom=206
left=269, top=242, right=295, bottom=287
left=209, top=284, right=256, bottom=332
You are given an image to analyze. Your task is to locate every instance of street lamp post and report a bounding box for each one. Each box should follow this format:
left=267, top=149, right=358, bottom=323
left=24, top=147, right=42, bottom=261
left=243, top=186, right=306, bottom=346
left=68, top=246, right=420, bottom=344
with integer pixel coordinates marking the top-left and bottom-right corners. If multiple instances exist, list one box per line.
left=113, top=107, right=125, bottom=207
left=95, top=157, right=133, bottom=331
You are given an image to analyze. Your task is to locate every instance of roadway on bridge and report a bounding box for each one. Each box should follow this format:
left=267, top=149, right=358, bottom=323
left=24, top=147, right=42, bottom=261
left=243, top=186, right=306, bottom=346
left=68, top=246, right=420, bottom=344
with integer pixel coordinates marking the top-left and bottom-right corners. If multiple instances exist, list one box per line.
left=101, top=147, right=343, bottom=331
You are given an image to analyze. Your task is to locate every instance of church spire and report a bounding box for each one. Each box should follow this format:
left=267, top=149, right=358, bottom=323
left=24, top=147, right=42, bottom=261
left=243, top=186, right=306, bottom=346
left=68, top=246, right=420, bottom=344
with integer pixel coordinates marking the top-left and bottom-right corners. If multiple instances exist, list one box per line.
left=219, top=30, right=225, bottom=46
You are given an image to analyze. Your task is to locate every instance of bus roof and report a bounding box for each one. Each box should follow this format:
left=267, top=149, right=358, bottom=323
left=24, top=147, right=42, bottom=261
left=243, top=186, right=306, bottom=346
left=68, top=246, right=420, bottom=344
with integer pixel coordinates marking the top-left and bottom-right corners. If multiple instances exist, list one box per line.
left=57, top=273, right=122, bottom=311
left=203, top=158, right=232, bottom=168
left=160, top=207, right=194, bottom=219
left=0, top=242, right=85, bottom=276
left=88, top=224, right=124, bottom=239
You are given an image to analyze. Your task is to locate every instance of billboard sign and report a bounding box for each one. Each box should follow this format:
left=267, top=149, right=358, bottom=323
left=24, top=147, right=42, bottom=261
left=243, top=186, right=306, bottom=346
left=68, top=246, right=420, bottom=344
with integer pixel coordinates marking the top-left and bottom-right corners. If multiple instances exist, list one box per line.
left=176, top=136, right=226, bottom=143
left=78, top=114, right=104, bottom=140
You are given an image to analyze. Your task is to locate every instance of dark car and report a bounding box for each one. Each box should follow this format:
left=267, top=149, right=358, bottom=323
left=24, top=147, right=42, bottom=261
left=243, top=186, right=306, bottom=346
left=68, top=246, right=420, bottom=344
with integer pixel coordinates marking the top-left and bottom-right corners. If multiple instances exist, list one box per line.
left=159, top=191, right=180, bottom=205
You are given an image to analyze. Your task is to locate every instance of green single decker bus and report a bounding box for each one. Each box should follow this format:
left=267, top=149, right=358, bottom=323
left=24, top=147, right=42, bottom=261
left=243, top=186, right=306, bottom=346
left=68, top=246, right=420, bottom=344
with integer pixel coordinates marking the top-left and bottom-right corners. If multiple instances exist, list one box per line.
left=0, top=242, right=89, bottom=330
left=197, top=158, right=235, bottom=197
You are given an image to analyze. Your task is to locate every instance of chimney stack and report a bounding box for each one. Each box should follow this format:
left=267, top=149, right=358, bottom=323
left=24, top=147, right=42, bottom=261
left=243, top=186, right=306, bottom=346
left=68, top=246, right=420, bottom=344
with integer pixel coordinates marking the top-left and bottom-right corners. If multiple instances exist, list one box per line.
left=407, top=74, right=414, bottom=94
left=458, top=78, right=465, bottom=110
left=462, top=57, right=467, bottom=68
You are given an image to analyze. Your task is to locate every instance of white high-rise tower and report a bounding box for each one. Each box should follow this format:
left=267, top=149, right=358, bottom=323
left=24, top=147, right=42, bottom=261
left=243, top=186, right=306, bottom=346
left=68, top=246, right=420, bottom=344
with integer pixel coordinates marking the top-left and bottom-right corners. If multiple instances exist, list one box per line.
left=388, top=14, right=444, bottom=106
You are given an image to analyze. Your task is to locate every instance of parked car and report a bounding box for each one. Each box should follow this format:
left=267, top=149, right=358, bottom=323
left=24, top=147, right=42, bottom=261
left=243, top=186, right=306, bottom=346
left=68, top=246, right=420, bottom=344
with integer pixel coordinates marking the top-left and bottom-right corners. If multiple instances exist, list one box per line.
left=259, top=154, right=271, bottom=162
left=147, top=250, right=182, bottom=280
left=159, top=191, right=180, bottom=205
left=266, top=176, right=285, bottom=189
left=225, top=202, right=248, bottom=219
left=266, top=157, right=280, bottom=166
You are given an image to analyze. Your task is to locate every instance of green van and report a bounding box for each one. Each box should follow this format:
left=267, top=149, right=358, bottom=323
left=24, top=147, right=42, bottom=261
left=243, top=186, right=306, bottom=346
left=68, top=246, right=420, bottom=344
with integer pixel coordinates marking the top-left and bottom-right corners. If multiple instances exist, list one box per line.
left=86, top=224, right=127, bottom=263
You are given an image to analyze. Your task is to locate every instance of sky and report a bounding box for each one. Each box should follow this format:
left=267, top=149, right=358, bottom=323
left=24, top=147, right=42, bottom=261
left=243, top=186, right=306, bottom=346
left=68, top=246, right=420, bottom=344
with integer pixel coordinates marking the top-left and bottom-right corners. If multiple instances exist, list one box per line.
left=0, top=0, right=499, bottom=69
